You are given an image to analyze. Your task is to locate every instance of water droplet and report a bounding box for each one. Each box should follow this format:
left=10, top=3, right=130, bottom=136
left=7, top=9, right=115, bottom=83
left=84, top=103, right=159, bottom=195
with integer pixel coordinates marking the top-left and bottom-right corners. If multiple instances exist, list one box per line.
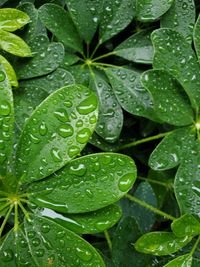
left=0, top=71, right=6, bottom=82
left=29, top=133, right=40, bottom=144
left=35, top=248, right=45, bottom=257
left=68, top=146, right=80, bottom=157
left=41, top=223, right=50, bottom=233
left=76, top=95, right=97, bottom=115
left=95, top=221, right=110, bottom=231
left=28, top=231, right=36, bottom=238
left=64, top=100, right=73, bottom=108
left=118, top=173, right=135, bottom=192
left=2, top=249, right=13, bottom=262
left=32, top=238, right=41, bottom=247
left=76, top=119, right=83, bottom=127
left=76, top=128, right=91, bottom=144
left=69, top=163, right=87, bottom=176
left=0, top=153, right=6, bottom=163
left=51, top=148, right=62, bottom=162
left=85, top=189, right=93, bottom=198
left=39, top=122, right=48, bottom=136
left=54, top=109, right=69, bottom=122
left=76, top=247, right=92, bottom=262
left=58, top=124, right=74, bottom=138
left=0, top=101, right=11, bottom=116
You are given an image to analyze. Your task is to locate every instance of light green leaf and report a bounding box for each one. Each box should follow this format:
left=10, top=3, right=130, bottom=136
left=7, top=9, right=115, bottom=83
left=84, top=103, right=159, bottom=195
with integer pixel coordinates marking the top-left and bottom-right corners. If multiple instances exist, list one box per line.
left=0, top=55, right=18, bottom=87
left=38, top=3, right=82, bottom=52
left=193, top=14, right=200, bottom=62
left=114, top=29, right=154, bottom=64
left=0, top=29, right=32, bottom=57
left=171, top=214, right=200, bottom=237
left=39, top=204, right=122, bottom=234
left=141, top=70, right=193, bottom=126
left=15, top=35, right=64, bottom=79
left=152, top=28, right=200, bottom=109
left=65, top=0, right=103, bottom=43
left=16, top=84, right=98, bottom=184
left=90, top=72, right=123, bottom=143
left=135, top=232, right=192, bottom=256
left=28, top=153, right=137, bottom=213
left=164, top=254, right=192, bottom=267
left=161, top=0, right=195, bottom=43
left=0, top=8, right=30, bottom=32
left=106, top=67, right=159, bottom=121
left=149, top=127, right=196, bottom=171
left=99, top=0, right=135, bottom=43
left=136, top=0, right=174, bottom=22
left=175, top=150, right=200, bottom=217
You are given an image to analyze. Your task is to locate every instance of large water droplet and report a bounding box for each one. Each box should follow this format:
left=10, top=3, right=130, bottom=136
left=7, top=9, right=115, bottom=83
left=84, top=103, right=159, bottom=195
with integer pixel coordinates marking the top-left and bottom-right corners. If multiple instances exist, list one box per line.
left=2, top=249, right=13, bottom=262
left=118, top=173, right=134, bottom=192
left=76, top=95, right=97, bottom=115
left=0, top=101, right=11, bottom=116
left=29, top=133, right=40, bottom=144
left=39, top=122, right=48, bottom=136
left=54, top=108, right=69, bottom=122
left=76, top=128, right=91, bottom=144
left=35, top=248, right=45, bottom=257
left=76, top=247, right=92, bottom=262
left=58, top=124, right=74, bottom=138
left=69, top=163, right=87, bottom=176
left=95, top=220, right=110, bottom=231
left=41, top=223, right=50, bottom=233
left=68, top=146, right=80, bottom=157
left=51, top=148, right=62, bottom=162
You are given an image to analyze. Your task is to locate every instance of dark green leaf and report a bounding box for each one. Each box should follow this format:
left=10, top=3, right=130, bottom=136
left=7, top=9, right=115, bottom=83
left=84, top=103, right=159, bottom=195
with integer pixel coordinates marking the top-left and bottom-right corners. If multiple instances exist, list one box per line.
left=114, top=29, right=154, bottom=64
left=0, top=55, right=18, bottom=87
left=16, top=84, right=98, bottom=184
left=193, top=14, right=200, bottom=62
left=28, top=153, right=137, bottom=213
left=64, top=65, right=90, bottom=86
left=89, top=132, right=120, bottom=152
left=135, top=232, right=192, bottom=256
left=38, top=3, right=82, bottom=52
left=152, top=28, right=200, bottom=109
left=141, top=70, right=193, bottom=126
left=60, top=52, right=79, bottom=67
left=163, top=254, right=192, bottom=267
left=193, top=258, right=200, bottom=266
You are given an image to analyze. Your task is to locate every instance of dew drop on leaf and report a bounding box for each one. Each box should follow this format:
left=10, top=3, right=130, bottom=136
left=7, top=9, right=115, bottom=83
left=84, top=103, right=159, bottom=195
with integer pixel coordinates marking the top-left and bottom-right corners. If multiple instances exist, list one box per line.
left=54, top=108, right=69, bottom=122
left=58, top=124, right=74, bottom=138
left=118, top=173, right=135, bottom=192
left=76, top=128, right=91, bottom=144
left=76, top=247, right=93, bottom=262
left=51, top=147, right=62, bottom=162
left=69, top=163, right=87, bottom=176
left=76, top=95, right=98, bottom=115
left=2, top=249, right=14, bottom=262
left=0, top=101, right=11, bottom=116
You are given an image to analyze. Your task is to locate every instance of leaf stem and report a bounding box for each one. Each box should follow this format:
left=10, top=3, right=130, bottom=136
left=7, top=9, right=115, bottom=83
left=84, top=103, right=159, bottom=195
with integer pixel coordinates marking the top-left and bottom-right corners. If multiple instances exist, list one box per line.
left=137, top=176, right=173, bottom=189
left=104, top=230, right=112, bottom=251
left=92, top=51, right=116, bottom=62
left=117, top=131, right=173, bottom=151
left=125, top=194, right=176, bottom=221
left=0, top=202, right=10, bottom=212
left=0, top=204, right=14, bottom=237
left=92, top=62, right=120, bottom=69
left=14, top=203, right=19, bottom=233
left=0, top=198, right=9, bottom=202
left=18, top=201, right=30, bottom=221
left=189, top=235, right=200, bottom=257
left=90, top=41, right=101, bottom=59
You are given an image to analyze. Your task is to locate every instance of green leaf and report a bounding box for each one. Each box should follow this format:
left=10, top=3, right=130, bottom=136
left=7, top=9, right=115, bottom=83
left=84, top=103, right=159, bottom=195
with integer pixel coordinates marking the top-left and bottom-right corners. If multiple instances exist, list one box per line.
left=89, top=132, right=120, bottom=152
left=38, top=3, right=82, bottom=52
left=135, top=232, right=192, bottom=256
left=0, top=29, right=32, bottom=57
left=152, top=28, right=200, bottom=109
left=65, top=0, right=103, bottom=43
left=193, top=258, right=200, bottom=266
left=171, top=214, right=200, bottom=237
left=15, top=35, right=64, bottom=79
left=60, top=52, right=79, bottom=67
left=141, top=70, right=193, bottom=126
left=163, top=254, right=192, bottom=267
left=149, top=127, right=196, bottom=171
left=193, top=14, right=200, bottom=62
left=39, top=204, right=122, bottom=234
left=0, top=55, right=18, bottom=87
left=0, top=65, right=14, bottom=175
left=16, top=84, right=98, bottom=184
left=90, top=72, right=123, bottom=143
left=0, top=8, right=30, bottom=32
left=99, top=0, right=135, bottom=43
left=161, top=0, right=195, bottom=43
left=114, top=29, right=154, bottom=64
left=106, top=67, right=159, bottom=121
left=64, top=65, right=90, bottom=86
left=28, top=153, right=137, bottom=213
left=136, top=0, right=174, bottom=22
left=174, top=150, right=200, bottom=217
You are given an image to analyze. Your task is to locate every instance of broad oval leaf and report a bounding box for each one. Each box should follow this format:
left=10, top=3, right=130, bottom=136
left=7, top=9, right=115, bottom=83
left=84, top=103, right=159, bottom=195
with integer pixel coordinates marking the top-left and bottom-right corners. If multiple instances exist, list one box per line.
left=0, top=29, right=31, bottom=57
left=90, top=72, right=123, bottom=143
left=28, top=153, right=137, bottom=213
left=141, top=70, right=193, bottom=126
left=0, top=8, right=30, bottom=32
left=38, top=204, right=122, bottom=234
left=171, top=214, right=200, bottom=237
left=135, top=232, right=192, bottom=256
left=16, top=84, right=98, bottom=184
left=163, top=254, right=192, bottom=267
left=136, top=0, right=174, bottom=22
left=0, top=55, right=18, bottom=87
left=149, top=127, right=196, bottom=171
left=114, top=29, right=154, bottom=64
left=152, top=28, right=200, bottom=109
left=38, top=4, right=82, bottom=53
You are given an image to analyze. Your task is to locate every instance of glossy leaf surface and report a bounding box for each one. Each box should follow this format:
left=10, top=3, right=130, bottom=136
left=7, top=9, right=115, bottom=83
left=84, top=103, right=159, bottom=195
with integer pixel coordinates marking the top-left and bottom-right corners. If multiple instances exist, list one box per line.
left=39, top=4, right=82, bottom=52
left=152, top=28, right=200, bottom=109
left=135, top=232, right=192, bottom=256
left=141, top=70, right=193, bottom=126
left=193, top=14, right=200, bottom=62
left=115, top=29, right=154, bottom=64
left=0, top=55, right=18, bottom=87
left=28, top=153, right=137, bottom=213
left=16, top=84, right=98, bottom=184
left=163, top=254, right=192, bottom=267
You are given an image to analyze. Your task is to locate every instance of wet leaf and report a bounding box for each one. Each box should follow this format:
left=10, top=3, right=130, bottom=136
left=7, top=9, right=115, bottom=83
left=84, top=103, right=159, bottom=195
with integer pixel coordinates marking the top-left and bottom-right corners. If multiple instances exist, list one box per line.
left=114, top=29, right=154, bottom=64
left=60, top=52, right=79, bottom=67
left=193, top=14, right=200, bottom=62
left=28, top=153, right=137, bottom=213
left=152, top=28, right=200, bottom=109
left=163, top=254, right=192, bottom=267
left=141, top=70, right=193, bottom=126
left=38, top=3, right=82, bottom=52
left=135, top=232, right=192, bottom=256
left=0, top=55, right=18, bottom=87
left=64, top=65, right=90, bottom=86
left=16, top=84, right=98, bottom=184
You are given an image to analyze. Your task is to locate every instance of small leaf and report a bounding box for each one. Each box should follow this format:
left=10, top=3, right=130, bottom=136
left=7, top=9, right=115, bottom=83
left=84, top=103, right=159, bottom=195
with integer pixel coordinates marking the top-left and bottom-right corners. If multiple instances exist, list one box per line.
left=161, top=0, right=195, bottom=43
left=152, top=28, right=200, bottom=109
left=0, top=29, right=32, bottom=57
left=16, top=84, right=98, bottom=184
left=149, top=127, right=196, bottom=171
left=135, top=232, right=192, bottom=256
left=39, top=204, right=122, bottom=234
left=141, top=70, right=193, bottom=126
left=0, top=8, right=30, bottom=32
left=171, top=214, right=200, bottom=237
left=28, top=153, right=137, bottom=213
left=136, top=0, right=174, bottom=22
left=90, top=72, right=123, bottom=143
left=163, top=254, right=192, bottom=267
left=39, top=3, right=82, bottom=52
left=114, top=29, right=154, bottom=64
left=0, top=55, right=18, bottom=87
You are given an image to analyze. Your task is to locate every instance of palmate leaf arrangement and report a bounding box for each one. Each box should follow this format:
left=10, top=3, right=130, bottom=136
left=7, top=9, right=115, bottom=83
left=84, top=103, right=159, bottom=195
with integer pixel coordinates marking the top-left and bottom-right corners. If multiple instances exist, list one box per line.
left=1, top=0, right=200, bottom=266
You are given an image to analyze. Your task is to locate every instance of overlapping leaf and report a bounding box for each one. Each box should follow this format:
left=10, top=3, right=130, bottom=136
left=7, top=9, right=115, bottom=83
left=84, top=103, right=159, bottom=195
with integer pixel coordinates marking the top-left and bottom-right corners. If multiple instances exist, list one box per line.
left=163, top=254, right=192, bottom=267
